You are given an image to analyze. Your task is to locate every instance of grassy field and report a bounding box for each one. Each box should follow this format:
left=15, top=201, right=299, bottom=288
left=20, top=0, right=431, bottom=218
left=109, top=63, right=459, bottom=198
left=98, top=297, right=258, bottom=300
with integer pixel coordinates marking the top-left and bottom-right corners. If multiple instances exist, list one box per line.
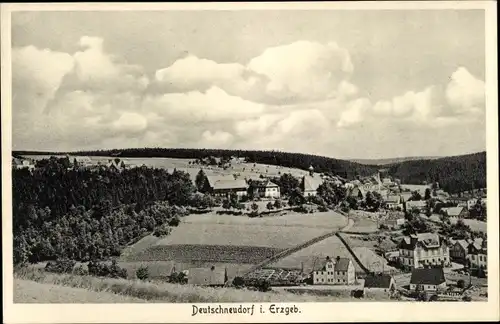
left=183, top=212, right=348, bottom=229
left=269, top=236, right=357, bottom=273
left=14, top=279, right=149, bottom=303
left=25, top=155, right=309, bottom=182
left=347, top=211, right=379, bottom=233
left=15, top=268, right=349, bottom=303
left=449, top=218, right=487, bottom=233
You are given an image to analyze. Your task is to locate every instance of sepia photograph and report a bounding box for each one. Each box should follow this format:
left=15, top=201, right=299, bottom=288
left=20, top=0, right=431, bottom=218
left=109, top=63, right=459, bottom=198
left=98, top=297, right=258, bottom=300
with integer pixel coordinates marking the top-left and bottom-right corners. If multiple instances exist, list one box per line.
left=2, top=1, right=498, bottom=323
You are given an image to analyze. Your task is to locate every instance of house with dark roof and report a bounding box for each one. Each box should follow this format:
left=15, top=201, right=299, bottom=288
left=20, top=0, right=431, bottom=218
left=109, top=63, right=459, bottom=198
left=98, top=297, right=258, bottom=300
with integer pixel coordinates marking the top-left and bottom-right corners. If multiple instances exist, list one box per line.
left=363, top=274, right=396, bottom=294
left=301, top=166, right=324, bottom=197
left=311, top=256, right=356, bottom=285
left=409, top=267, right=447, bottom=292
left=385, top=195, right=403, bottom=210
left=398, top=233, right=450, bottom=270
left=449, top=239, right=469, bottom=264
left=187, top=266, right=228, bottom=286
left=466, top=238, right=487, bottom=274
left=405, top=200, right=427, bottom=213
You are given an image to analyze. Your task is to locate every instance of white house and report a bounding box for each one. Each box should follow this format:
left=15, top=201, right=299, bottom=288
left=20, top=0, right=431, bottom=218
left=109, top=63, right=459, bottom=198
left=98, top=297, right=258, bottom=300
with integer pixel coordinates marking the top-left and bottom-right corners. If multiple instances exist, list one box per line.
left=409, top=267, right=447, bottom=292
left=398, top=233, right=450, bottom=269
left=312, top=256, right=356, bottom=285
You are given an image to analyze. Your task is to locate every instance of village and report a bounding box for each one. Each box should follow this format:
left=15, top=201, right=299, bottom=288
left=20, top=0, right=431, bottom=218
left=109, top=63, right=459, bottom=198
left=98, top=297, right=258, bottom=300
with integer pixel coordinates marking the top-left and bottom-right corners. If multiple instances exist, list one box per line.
left=13, top=153, right=488, bottom=302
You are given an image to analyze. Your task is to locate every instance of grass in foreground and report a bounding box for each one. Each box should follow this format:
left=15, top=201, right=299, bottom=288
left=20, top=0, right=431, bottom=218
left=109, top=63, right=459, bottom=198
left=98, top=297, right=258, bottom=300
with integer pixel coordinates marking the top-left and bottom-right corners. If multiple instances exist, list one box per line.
left=15, top=267, right=361, bottom=303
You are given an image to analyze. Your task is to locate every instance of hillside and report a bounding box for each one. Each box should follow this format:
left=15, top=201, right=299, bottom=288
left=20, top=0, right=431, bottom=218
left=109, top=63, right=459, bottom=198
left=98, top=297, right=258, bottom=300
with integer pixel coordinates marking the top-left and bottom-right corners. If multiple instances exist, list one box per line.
left=386, top=151, right=486, bottom=194
left=349, top=156, right=441, bottom=165
left=14, top=148, right=380, bottom=179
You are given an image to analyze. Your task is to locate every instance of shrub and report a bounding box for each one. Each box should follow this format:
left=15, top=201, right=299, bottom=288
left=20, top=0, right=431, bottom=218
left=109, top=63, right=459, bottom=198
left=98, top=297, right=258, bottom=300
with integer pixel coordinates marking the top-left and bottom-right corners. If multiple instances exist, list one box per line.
left=136, top=265, right=149, bottom=280
left=233, top=276, right=245, bottom=288
left=73, top=264, right=88, bottom=276
left=255, top=279, right=271, bottom=292
left=153, top=224, right=172, bottom=237
left=168, top=217, right=180, bottom=227
left=45, top=259, right=76, bottom=274
left=88, top=260, right=127, bottom=279
left=456, top=279, right=465, bottom=289
left=462, top=295, right=472, bottom=302
left=351, top=289, right=364, bottom=299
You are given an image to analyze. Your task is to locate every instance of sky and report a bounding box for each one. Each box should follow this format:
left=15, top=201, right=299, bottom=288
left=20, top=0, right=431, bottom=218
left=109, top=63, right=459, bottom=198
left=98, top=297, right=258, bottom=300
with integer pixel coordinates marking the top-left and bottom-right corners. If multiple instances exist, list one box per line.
left=11, top=10, right=487, bottom=159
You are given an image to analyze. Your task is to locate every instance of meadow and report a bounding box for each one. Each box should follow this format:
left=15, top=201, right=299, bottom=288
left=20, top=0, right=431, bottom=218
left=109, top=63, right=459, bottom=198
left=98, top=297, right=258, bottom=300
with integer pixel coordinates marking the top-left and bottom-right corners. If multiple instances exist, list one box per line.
left=449, top=218, right=487, bottom=233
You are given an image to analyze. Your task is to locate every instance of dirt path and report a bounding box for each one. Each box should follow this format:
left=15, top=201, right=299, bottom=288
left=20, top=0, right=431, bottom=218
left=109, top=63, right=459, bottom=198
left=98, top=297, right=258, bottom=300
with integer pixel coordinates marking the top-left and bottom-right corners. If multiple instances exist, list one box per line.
left=14, top=279, right=148, bottom=303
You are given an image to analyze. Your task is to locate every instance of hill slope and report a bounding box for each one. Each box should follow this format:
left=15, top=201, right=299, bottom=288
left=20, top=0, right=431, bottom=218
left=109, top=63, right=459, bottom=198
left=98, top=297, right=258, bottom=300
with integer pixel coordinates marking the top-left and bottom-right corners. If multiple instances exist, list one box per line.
left=349, top=156, right=441, bottom=165
left=386, top=151, right=486, bottom=194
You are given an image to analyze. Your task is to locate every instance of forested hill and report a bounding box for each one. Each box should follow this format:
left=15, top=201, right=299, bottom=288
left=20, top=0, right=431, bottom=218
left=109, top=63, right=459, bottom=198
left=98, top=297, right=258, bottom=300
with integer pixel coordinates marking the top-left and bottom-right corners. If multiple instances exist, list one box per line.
left=386, top=151, right=486, bottom=194
left=14, top=148, right=379, bottom=179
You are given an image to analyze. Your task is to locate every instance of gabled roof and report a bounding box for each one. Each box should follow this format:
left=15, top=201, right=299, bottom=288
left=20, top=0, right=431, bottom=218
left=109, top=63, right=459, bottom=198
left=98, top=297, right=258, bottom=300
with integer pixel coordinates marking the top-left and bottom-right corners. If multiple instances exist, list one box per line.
left=406, top=200, right=427, bottom=208
left=312, top=259, right=334, bottom=272
left=453, top=239, right=469, bottom=251
left=302, top=174, right=324, bottom=192
left=364, top=274, right=394, bottom=289
left=212, top=179, right=249, bottom=190
left=334, top=258, right=351, bottom=271
left=399, top=233, right=442, bottom=250
left=441, top=206, right=466, bottom=217
left=261, top=180, right=279, bottom=188
left=187, top=267, right=227, bottom=286
left=410, top=267, right=446, bottom=285
left=386, top=195, right=401, bottom=204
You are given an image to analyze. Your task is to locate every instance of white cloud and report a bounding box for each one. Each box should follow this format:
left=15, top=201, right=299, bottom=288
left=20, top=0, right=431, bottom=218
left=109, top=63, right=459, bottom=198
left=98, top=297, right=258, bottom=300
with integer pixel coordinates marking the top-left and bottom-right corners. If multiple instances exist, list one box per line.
left=337, top=98, right=371, bottom=128
left=199, top=130, right=234, bottom=148
left=446, top=67, right=485, bottom=112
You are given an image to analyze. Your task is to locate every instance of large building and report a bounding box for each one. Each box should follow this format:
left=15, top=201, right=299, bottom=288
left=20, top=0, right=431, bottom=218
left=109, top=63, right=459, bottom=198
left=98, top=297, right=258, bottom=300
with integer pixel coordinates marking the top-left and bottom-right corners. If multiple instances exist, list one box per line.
left=398, top=233, right=450, bottom=270
left=311, top=256, right=356, bottom=285
left=301, top=166, right=324, bottom=197
left=206, top=175, right=248, bottom=198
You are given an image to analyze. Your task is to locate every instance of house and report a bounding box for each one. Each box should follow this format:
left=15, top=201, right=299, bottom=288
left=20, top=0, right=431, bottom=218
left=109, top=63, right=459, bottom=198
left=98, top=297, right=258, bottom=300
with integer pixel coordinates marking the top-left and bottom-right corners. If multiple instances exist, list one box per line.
left=385, top=195, right=403, bottom=210
left=467, top=198, right=486, bottom=210
left=71, top=156, right=93, bottom=168
left=363, top=274, right=396, bottom=294
left=187, top=266, right=228, bottom=286
left=255, top=180, right=281, bottom=199
left=441, top=206, right=469, bottom=220
left=405, top=200, right=427, bottom=213
left=301, top=166, right=324, bottom=197
left=385, top=217, right=406, bottom=229
left=449, top=239, right=469, bottom=264
left=312, top=256, right=356, bottom=285
left=400, top=184, right=430, bottom=196
left=398, top=233, right=450, bottom=270
left=466, top=238, right=487, bottom=273
left=409, top=267, right=447, bottom=292
left=107, top=159, right=127, bottom=172
left=12, top=157, right=35, bottom=170
left=207, top=176, right=248, bottom=198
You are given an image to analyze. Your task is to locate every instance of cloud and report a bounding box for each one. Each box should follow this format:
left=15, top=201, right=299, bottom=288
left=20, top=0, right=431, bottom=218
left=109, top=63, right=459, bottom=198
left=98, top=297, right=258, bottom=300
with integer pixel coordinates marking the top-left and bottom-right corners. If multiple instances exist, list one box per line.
left=445, top=67, right=485, bottom=112
left=337, top=98, right=371, bottom=128
left=150, top=41, right=356, bottom=105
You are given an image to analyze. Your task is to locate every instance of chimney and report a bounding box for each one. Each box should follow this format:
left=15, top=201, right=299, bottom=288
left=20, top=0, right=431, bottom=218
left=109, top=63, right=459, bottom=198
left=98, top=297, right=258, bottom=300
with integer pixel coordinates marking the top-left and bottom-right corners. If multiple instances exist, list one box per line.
left=336, top=256, right=341, bottom=263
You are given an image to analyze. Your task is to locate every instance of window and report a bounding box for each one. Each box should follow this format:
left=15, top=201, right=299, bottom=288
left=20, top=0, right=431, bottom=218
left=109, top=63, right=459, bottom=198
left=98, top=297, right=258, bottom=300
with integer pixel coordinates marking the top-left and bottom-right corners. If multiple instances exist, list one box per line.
left=338, top=279, right=341, bottom=283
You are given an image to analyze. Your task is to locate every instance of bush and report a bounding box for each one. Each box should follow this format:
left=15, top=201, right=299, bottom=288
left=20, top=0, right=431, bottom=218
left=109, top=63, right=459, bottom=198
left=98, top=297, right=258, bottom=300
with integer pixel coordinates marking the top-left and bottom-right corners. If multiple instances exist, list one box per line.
left=45, top=259, right=76, bottom=274
left=168, top=217, right=180, bottom=227
left=87, top=260, right=127, bottom=279
left=73, top=264, right=88, bottom=276
left=255, top=279, right=271, bottom=292
left=136, top=265, right=149, bottom=280
left=351, top=289, right=364, bottom=298
left=233, top=276, right=245, bottom=288
left=462, top=295, right=472, bottom=302
left=153, top=224, right=171, bottom=237
left=456, top=279, right=465, bottom=289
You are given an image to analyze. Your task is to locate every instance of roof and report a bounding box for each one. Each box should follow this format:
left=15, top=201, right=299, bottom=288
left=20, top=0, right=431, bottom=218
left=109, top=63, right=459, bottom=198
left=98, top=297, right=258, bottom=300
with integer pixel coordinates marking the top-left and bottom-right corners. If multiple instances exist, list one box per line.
left=386, top=195, right=401, bottom=204
left=364, top=274, right=394, bottom=289
left=334, top=258, right=351, bottom=271
left=212, top=179, right=248, bottom=190
left=72, top=156, right=92, bottom=163
left=187, top=267, right=227, bottom=286
left=406, top=200, right=427, bottom=208
left=302, top=174, right=324, bottom=192
left=262, top=180, right=279, bottom=188
left=454, top=239, right=469, bottom=251
left=410, top=268, right=446, bottom=285
left=441, top=206, right=466, bottom=217
left=312, top=259, right=332, bottom=272
left=401, top=184, right=430, bottom=194
left=399, top=233, right=442, bottom=250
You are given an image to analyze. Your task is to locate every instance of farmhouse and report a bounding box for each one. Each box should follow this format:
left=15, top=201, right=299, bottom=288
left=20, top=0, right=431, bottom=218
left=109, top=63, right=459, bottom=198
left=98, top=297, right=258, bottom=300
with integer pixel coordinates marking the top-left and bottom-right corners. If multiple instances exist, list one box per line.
left=466, top=238, right=487, bottom=273
left=206, top=176, right=249, bottom=198
left=187, top=266, right=228, bottom=287
left=409, top=267, right=447, bottom=292
left=312, top=256, right=356, bottom=285
left=441, top=206, right=469, bottom=220
left=257, top=180, right=281, bottom=199
left=301, top=166, right=324, bottom=197
left=363, top=274, right=396, bottom=295
left=405, top=200, right=427, bottom=213
left=385, top=195, right=403, bottom=210
left=398, top=233, right=450, bottom=270
left=449, top=239, right=469, bottom=264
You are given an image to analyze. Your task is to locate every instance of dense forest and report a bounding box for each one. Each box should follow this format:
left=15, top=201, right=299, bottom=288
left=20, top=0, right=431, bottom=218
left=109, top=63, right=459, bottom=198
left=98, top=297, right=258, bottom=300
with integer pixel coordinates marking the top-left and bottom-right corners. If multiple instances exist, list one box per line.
left=386, top=152, right=486, bottom=194
left=13, top=157, right=195, bottom=264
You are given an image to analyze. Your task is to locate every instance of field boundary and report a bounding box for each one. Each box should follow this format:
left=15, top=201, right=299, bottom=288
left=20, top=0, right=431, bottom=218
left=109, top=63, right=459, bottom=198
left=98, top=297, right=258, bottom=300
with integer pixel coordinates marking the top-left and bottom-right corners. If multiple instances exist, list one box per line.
left=227, top=215, right=353, bottom=286
left=335, top=233, right=372, bottom=275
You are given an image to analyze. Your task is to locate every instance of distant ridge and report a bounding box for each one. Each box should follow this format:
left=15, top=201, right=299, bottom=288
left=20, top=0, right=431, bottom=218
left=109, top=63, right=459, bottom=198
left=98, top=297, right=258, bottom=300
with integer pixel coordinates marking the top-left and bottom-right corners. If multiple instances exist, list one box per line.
left=348, top=156, right=441, bottom=165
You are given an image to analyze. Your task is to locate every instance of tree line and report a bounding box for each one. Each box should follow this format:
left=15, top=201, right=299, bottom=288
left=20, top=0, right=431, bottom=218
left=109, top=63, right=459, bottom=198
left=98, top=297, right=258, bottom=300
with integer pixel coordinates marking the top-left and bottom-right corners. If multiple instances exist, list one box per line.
left=13, top=157, right=195, bottom=265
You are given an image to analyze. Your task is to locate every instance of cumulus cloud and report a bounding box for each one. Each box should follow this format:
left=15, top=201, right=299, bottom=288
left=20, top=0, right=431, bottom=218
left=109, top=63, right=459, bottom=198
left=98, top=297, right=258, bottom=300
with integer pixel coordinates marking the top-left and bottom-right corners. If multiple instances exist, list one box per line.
left=11, top=36, right=485, bottom=157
